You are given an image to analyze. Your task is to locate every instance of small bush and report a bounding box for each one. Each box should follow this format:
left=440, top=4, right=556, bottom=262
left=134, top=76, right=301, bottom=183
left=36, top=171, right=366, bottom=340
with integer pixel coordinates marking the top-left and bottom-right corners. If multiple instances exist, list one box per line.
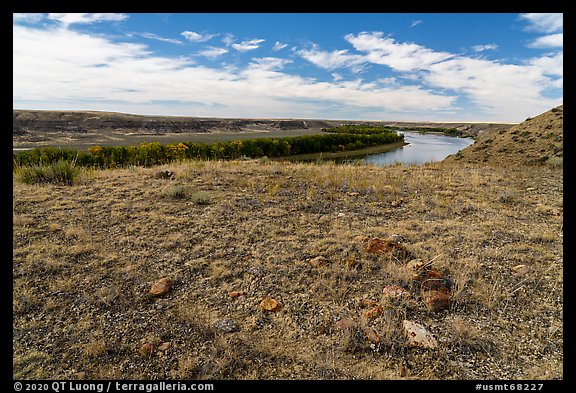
left=545, top=157, right=563, bottom=168
left=17, top=160, right=80, bottom=185
left=163, top=185, right=188, bottom=199
left=191, top=191, right=210, bottom=205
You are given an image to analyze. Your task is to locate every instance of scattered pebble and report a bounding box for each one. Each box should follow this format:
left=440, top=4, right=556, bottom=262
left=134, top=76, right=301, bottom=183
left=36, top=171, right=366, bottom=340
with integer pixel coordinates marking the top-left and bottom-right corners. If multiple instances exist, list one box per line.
left=260, top=297, right=282, bottom=312
left=213, top=319, right=239, bottom=333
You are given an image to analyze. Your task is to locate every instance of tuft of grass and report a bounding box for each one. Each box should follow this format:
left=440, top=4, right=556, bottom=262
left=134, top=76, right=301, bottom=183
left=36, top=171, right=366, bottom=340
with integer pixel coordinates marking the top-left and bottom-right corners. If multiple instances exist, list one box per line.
left=191, top=191, right=211, bottom=205
left=545, top=156, right=563, bottom=168
left=16, top=160, right=81, bottom=185
left=162, top=184, right=188, bottom=199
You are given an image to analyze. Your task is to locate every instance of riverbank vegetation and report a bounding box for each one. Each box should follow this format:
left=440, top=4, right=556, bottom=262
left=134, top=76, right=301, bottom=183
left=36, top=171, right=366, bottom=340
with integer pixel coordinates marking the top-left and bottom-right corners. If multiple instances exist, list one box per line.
left=13, top=127, right=403, bottom=172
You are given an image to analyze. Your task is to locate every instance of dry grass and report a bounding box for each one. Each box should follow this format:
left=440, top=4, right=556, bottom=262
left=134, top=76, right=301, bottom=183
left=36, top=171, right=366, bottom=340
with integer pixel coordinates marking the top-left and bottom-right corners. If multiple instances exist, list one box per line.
left=12, top=156, right=563, bottom=380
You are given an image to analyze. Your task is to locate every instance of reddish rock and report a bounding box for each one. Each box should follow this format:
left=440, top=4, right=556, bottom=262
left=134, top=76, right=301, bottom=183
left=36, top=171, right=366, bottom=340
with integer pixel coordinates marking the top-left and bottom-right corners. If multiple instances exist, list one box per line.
left=364, top=237, right=411, bottom=261
left=359, top=298, right=379, bottom=308
left=421, top=289, right=451, bottom=312
left=149, top=278, right=172, bottom=296
left=334, top=318, right=355, bottom=330
left=363, top=327, right=381, bottom=344
left=417, top=269, right=451, bottom=292
left=364, top=305, right=383, bottom=319
left=228, top=291, right=243, bottom=298
left=140, top=342, right=154, bottom=355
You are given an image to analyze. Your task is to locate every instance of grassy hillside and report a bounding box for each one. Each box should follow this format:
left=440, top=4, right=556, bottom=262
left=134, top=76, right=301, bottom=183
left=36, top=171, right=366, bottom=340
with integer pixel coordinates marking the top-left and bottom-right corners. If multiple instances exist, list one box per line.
left=446, top=105, right=563, bottom=167
left=12, top=109, right=563, bottom=380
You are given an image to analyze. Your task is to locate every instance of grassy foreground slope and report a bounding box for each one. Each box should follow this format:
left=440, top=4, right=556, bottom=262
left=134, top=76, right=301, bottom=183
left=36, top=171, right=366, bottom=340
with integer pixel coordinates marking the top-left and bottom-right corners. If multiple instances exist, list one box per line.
left=13, top=108, right=563, bottom=380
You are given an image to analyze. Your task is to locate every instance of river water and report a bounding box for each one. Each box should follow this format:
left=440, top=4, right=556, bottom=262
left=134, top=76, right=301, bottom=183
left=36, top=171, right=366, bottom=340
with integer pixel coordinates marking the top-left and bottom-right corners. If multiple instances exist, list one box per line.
left=362, top=131, right=474, bottom=166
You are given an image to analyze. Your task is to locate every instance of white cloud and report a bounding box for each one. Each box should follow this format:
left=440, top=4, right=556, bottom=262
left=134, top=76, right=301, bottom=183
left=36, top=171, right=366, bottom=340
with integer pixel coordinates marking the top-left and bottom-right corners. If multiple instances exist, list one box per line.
left=471, top=43, right=498, bottom=52
left=181, top=31, right=216, bottom=42
left=12, top=24, right=456, bottom=119
left=527, top=33, right=563, bottom=48
left=272, top=41, right=288, bottom=51
left=47, top=13, right=128, bottom=28
left=528, top=52, right=563, bottom=78
left=140, top=32, right=183, bottom=45
left=423, top=56, right=561, bottom=120
left=297, top=45, right=365, bottom=71
left=231, top=39, right=265, bottom=52
left=197, top=46, right=228, bottom=59
left=345, top=32, right=454, bottom=72
left=519, top=13, right=563, bottom=33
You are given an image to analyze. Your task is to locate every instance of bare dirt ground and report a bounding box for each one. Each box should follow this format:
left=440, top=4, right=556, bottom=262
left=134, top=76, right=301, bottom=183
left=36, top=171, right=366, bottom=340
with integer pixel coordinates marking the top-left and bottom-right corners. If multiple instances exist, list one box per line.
left=13, top=158, right=563, bottom=380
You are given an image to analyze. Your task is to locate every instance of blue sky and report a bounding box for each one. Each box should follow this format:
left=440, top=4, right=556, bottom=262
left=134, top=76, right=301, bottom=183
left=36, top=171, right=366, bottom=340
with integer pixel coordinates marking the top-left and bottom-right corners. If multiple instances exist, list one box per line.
left=13, top=13, right=563, bottom=122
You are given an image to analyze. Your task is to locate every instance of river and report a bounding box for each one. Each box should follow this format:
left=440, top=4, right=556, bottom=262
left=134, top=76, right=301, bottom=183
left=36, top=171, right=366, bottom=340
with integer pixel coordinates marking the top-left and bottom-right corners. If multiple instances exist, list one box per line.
left=362, top=131, right=474, bottom=166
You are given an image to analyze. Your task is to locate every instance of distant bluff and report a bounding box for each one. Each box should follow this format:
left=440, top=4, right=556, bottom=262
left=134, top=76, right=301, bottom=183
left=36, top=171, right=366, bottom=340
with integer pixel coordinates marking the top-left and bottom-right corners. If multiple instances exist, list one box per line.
left=445, top=105, right=563, bottom=166
left=12, top=110, right=333, bottom=135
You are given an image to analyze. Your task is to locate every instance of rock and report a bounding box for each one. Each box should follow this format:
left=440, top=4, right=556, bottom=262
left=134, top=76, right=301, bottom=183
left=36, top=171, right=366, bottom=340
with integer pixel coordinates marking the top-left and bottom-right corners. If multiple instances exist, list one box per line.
left=359, top=298, right=379, bottom=308
left=309, top=256, right=330, bottom=268
left=348, top=192, right=360, bottom=197
left=363, top=327, right=381, bottom=344
left=140, top=342, right=154, bottom=355
left=417, top=269, right=452, bottom=292
left=364, top=305, right=383, bottom=319
left=213, top=319, right=239, bottom=333
left=402, top=320, right=438, bottom=349
left=228, top=291, right=243, bottom=298
left=512, top=264, right=530, bottom=275
left=364, top=237, right=411, bottom=261
left=334, top=318, right=355, bottom=330
left=421, top=289, right=451, bottom=312
left=382, top=285, right=412, bottom=300
left=260, top=297, right=282, bottom=312
left=158, top=342, right=171, bottom=351
left=149, top=278, right=172, bottom=296
left=337, top=212, right=345, bottom=218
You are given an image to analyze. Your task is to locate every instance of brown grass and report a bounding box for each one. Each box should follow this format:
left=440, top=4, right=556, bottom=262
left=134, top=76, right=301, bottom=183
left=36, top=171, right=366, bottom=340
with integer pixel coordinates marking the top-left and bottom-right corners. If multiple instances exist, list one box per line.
left=12, top=156, right=563, bottom=380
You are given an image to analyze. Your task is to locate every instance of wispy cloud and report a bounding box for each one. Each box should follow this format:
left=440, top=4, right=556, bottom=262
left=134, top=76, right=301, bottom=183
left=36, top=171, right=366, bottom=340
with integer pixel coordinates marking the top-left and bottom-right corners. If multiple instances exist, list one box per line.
left=272, top=41, right=288, bottom=51
left=231, top=38, right=265, bottom=52
left=13, top=13, right=45, bottom=23
left=297, top=44, right=365, bottom=71
left=471, top=43, right=498, bottom=52
left=181, top=31, right=217, bottom=42
left=410, top=19, right=423, bottom=28
left=197, top=46, right=228, bottom=59
left=140, top=32, right=183, bottom=45
left=47, top=13, right=128, bottom=28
